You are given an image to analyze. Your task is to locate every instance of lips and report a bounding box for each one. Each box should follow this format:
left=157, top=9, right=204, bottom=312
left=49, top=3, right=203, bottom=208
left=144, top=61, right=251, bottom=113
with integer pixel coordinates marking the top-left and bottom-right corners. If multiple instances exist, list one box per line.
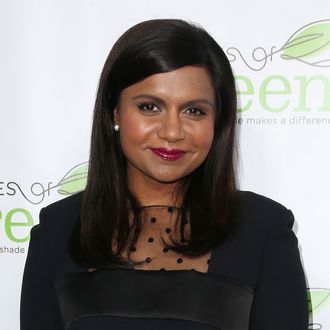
left=150, top=148, right=186, bottom=161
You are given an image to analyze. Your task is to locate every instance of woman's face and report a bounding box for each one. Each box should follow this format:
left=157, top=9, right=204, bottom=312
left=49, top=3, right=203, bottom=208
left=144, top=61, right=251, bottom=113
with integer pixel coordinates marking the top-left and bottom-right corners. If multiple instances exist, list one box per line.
left=113, top=65, right=216, bottom=187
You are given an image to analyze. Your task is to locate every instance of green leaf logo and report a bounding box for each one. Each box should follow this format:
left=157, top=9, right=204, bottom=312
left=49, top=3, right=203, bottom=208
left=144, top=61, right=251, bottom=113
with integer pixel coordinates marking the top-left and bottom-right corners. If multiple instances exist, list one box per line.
left=56, top=162, right=88, bottom=195
left=281, top=19, right=330, bottom=67
left=308, top=288, right=330, bottom=315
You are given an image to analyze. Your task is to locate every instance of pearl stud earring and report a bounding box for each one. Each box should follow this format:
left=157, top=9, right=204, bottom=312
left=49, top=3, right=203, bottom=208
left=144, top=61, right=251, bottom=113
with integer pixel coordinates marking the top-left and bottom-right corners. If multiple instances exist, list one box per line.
left=114, top=124, right=119, bottom=131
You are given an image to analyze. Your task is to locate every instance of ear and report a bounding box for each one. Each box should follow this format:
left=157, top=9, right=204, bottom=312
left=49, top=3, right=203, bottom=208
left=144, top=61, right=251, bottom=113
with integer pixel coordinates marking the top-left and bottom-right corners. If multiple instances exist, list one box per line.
left=113, top=108, right=119, bottom=125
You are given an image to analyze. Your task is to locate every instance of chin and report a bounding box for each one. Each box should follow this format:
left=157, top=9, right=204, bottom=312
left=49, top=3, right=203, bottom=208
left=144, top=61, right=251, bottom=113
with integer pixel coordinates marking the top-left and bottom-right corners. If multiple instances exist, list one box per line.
left=149, top=174, right=184, bottom=184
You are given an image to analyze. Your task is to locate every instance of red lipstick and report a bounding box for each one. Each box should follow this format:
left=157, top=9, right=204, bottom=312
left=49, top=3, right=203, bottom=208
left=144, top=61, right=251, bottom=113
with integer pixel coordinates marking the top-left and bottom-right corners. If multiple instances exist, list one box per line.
left=150, top=148, right=185, bottom=161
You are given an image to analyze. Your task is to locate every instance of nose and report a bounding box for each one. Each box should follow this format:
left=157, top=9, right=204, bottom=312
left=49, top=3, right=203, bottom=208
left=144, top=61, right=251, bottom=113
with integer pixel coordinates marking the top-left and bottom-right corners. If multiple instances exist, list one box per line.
left=157, top=111, right=186, bottom=142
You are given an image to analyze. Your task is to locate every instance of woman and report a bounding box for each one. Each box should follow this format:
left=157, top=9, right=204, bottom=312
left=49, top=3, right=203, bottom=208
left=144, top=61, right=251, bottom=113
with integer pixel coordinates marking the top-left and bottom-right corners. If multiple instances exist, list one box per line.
left=20, top=19, right=309, bottom=330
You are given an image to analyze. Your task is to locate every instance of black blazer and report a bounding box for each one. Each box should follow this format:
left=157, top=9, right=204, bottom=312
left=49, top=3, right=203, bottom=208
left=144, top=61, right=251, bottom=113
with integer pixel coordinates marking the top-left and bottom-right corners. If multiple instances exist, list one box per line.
left=20, top=190, right=309, bottom=330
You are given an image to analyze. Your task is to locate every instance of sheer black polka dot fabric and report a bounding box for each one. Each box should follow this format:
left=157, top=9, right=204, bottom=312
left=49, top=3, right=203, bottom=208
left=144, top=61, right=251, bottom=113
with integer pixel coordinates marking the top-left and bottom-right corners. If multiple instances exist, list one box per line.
left=121, top=205, right=212, bottom=273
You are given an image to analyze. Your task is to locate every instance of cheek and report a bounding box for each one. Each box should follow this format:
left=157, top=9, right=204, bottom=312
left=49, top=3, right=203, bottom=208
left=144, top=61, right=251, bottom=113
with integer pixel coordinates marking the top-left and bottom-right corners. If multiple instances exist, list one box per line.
left=194, top=121, right=215, bottom=152
left=119, top=113, right=152, bottom=150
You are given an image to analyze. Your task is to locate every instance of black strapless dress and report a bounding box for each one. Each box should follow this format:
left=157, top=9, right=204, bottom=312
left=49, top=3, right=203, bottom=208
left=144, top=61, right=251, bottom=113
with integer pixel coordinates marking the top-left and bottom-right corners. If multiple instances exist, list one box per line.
left=55, top=267, right=253, bottom=330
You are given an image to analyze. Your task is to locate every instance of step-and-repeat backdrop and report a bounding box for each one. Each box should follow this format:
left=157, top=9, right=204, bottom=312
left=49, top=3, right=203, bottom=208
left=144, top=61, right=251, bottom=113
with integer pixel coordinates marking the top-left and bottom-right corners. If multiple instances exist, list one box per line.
left=1, top=1, right=329, bottom=329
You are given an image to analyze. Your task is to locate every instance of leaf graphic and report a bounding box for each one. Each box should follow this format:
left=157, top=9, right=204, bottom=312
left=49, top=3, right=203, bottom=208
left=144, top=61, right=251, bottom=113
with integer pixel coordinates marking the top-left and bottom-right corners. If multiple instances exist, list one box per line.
left=307, top=288, right=330, bottom=315
left=57, top=162, right=88, bottom=195
left=281, top=20, right=330, bottom=66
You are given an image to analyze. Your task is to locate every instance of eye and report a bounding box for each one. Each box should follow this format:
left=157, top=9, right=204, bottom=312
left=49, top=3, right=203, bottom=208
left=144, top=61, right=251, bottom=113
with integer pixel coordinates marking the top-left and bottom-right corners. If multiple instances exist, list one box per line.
left=137, top=103, right=159, bottom=113
left=184, top=107, right=207, bottom=117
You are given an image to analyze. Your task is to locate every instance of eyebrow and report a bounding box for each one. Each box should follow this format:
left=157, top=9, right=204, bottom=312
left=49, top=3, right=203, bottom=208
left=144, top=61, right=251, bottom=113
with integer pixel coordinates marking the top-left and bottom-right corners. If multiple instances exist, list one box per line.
left=131, top=93, right=215, bottom=108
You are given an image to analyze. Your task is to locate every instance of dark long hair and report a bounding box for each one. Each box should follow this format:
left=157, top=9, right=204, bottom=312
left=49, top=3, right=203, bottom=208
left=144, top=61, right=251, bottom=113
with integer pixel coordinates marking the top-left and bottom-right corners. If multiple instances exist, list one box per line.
left=71, top=18, right=241, bottom=268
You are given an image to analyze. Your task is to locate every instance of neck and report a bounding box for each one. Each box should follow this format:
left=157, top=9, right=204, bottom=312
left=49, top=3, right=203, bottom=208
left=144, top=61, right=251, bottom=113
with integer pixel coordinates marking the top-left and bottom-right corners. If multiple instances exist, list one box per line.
left=127, top=171, right=184, bottom=207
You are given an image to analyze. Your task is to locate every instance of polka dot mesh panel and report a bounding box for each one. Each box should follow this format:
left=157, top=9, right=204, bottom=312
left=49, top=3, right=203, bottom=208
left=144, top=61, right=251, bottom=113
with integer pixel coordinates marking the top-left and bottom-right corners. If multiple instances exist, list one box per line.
left=117, top=205, right=212, bottom=273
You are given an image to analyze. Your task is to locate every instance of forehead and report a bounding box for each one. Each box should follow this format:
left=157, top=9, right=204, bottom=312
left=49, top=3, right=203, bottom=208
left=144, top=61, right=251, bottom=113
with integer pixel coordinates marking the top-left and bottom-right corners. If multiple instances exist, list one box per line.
left=120, top=66, right=215, bottom=102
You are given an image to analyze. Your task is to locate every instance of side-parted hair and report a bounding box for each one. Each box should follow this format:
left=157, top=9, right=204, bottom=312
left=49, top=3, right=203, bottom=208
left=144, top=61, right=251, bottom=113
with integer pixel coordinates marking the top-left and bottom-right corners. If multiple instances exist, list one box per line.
left=71, top=18, right=241, bottom=268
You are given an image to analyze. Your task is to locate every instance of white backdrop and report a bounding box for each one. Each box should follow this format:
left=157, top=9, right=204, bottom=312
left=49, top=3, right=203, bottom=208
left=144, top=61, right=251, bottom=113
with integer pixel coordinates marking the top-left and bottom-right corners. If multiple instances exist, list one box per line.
left=1, top=1, right=329, bottom=329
